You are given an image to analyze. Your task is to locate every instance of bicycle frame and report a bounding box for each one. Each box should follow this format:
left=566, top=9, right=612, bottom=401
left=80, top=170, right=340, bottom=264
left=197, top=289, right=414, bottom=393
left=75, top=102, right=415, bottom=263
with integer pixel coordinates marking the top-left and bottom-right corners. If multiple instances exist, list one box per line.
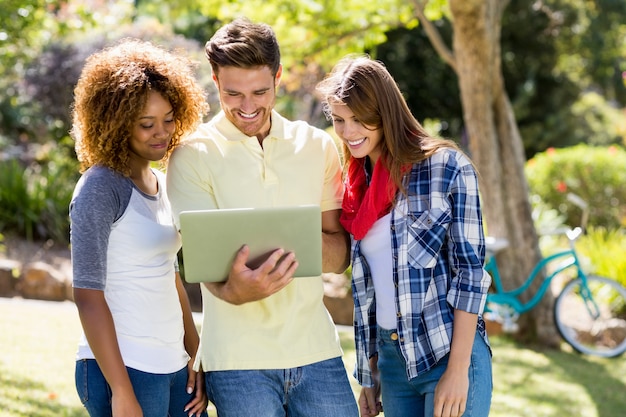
left=484, top=248, right=583, bottom=315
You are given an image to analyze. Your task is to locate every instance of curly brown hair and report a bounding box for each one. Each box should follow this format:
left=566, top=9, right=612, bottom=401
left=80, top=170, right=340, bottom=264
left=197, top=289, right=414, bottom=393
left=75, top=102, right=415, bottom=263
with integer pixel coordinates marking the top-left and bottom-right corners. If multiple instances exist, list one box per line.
left=71, top=38, right=209, bottom=175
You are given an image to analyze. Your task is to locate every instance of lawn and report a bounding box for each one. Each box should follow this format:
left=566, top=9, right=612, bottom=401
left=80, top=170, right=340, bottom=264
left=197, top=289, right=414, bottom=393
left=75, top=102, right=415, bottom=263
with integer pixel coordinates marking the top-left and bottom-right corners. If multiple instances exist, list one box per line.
left=2, top=297, right=626, bottom=417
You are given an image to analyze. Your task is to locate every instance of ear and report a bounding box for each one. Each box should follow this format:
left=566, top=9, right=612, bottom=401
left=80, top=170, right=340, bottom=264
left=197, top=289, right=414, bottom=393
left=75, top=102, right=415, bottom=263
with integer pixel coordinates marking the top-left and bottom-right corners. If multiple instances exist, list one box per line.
left=274, top=65, right=283, bottom=88
left=212, top=72, right=219, bottom=88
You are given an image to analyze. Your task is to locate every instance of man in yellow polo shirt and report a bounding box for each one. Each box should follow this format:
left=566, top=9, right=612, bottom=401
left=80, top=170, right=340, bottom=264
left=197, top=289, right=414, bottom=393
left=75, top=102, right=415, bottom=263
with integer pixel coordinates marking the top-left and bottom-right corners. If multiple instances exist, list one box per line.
left=166, top=17, right=358, bottom=417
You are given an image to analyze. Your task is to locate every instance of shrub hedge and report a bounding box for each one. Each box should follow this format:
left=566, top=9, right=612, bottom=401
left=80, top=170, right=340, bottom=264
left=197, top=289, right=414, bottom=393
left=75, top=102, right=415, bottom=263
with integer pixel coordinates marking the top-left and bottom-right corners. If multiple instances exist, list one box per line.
left=0, top=143, right=78, bottom=244
left=525, top=144, right=626, bottom=230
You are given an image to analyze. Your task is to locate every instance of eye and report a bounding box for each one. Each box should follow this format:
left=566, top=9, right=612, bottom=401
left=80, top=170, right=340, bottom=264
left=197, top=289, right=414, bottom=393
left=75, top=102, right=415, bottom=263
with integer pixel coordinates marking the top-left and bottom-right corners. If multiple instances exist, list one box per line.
left=332, top=118, right=344, bottom=124
left=140, top=124, right=154, bottom=129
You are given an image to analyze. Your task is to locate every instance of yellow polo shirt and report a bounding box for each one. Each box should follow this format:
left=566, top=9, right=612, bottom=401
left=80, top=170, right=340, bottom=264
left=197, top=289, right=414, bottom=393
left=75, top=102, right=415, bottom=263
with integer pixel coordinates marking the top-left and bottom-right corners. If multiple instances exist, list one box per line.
left=166, top=110, right=344, bottom=371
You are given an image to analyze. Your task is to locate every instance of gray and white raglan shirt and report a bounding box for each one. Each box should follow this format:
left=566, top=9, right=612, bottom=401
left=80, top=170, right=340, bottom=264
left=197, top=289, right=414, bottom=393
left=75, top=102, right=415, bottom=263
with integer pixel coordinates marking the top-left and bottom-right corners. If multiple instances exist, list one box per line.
left=70, top=165, right=188, bottom=373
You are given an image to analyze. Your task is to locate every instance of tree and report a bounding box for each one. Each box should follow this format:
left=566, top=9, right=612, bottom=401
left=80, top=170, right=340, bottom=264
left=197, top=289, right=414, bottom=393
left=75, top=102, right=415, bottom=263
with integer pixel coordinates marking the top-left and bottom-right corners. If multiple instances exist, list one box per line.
left=145, top=0, right=587, bottom=345
left=414, top=0, right=555, bottom=344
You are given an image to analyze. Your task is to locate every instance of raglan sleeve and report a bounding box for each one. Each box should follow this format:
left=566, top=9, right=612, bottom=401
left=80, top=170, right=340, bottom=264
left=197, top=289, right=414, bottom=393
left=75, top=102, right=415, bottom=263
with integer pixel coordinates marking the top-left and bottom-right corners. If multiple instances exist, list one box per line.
left=70, top=168, right=129, bottom=290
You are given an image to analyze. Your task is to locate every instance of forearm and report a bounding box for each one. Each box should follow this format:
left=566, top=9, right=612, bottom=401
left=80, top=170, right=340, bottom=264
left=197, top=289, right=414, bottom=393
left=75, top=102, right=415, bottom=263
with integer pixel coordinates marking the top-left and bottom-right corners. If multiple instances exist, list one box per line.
left=73, top=288, right=134, bottom=395
left=322, top=230, right=350, bottom=273
left=448, top=309, right=479, bottom=372
left=321, top=209, right=350, bottom=273
left=175, top=274, right=200, bottom=357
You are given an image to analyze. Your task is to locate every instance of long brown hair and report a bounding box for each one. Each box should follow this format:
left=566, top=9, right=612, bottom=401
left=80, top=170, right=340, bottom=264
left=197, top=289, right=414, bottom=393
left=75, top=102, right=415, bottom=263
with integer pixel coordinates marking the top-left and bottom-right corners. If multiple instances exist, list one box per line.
left=317, top=55, right=460, bottom=193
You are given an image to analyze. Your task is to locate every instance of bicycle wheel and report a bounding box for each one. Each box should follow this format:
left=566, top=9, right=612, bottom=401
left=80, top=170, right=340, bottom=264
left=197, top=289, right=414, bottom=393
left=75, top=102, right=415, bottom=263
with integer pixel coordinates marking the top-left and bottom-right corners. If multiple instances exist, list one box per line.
left=554, top=275, right=626, bottom=357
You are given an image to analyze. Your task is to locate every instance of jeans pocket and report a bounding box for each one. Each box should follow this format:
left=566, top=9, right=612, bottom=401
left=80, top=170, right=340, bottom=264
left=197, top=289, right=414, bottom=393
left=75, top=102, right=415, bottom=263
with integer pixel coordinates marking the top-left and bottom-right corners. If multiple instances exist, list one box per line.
left=75, top=359, right=89, bottom=404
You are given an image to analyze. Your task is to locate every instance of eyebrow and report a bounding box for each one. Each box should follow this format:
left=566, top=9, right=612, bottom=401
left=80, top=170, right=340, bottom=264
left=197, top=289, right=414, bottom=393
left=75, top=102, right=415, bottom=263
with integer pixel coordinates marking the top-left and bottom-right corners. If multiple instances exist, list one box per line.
left=224, top=87, right=271, bottom=95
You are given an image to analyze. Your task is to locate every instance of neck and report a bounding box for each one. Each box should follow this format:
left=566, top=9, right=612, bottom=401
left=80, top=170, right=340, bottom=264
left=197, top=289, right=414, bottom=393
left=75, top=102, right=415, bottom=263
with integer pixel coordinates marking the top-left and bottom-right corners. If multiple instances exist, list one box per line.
left=130, top=163, right=157, bottom=195
left=256, top=115, right=272, bottom=148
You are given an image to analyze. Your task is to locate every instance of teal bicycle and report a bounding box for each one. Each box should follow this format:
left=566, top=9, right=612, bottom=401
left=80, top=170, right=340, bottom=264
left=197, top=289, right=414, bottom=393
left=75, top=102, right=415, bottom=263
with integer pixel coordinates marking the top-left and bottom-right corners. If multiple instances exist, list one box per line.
left=483, top=197, right=626, bottom=358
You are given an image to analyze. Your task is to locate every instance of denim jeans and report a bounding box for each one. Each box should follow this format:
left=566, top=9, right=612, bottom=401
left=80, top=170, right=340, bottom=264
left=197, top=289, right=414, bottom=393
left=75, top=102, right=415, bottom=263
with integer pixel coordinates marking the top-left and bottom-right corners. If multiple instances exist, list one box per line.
left=205, top=357, right=358, bottom=417
left=75, top=358, right=208, bottom=417
left=377, top=328, right=492, bottom=417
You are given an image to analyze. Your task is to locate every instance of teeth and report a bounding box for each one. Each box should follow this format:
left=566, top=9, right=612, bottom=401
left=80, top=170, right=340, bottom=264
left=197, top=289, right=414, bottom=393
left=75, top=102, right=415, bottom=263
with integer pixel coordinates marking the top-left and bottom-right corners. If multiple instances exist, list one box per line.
left=348, top=138, right=366, bottom=146
left=240, top=111, right=258, bottom=119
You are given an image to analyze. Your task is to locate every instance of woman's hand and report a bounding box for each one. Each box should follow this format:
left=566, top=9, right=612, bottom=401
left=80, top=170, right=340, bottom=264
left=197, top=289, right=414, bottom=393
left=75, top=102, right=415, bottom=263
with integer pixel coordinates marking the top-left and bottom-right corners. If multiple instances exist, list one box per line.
left=184, top=365, right=208, bottom=417
left=359, top=354, right=383, bottom=417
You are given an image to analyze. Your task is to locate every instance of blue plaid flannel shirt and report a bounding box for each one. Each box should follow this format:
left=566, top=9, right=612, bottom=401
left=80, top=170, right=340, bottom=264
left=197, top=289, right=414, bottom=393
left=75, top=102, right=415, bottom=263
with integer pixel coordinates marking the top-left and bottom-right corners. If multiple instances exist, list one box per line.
left=351, top=148, right=491, bottom=387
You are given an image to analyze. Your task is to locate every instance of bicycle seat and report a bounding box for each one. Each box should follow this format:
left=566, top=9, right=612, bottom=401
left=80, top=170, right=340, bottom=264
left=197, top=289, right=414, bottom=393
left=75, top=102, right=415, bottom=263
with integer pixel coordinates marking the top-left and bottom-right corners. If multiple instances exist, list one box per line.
left=485, top=236, right=509, bottom=254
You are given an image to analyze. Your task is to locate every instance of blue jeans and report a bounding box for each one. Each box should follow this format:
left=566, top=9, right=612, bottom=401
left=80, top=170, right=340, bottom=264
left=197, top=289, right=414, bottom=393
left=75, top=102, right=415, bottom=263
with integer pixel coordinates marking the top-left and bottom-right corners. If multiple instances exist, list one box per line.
left=205, top=357, right=358, bottom=417
left=75, top=358, right=208, bottom=417
left=377, top=328, right=492, bottom=417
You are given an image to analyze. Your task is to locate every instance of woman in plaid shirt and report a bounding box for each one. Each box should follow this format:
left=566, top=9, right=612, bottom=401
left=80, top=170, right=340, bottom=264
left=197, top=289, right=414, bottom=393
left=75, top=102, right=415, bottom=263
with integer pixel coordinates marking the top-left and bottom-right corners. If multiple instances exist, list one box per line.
left=317, top=56, right=492, bottom=417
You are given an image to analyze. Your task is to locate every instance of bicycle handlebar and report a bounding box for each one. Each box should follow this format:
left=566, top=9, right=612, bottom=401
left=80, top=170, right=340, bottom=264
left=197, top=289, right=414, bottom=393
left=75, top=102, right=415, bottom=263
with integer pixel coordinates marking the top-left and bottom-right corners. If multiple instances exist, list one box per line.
left=485, top=236, right=509, bottom=255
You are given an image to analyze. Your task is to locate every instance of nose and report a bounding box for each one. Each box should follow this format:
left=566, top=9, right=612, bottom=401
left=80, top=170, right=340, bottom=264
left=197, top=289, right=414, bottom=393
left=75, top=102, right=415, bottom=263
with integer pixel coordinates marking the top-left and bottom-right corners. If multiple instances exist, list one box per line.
left=155, top=121, right=173, bottom=138
left=342, top=120, right=358, bottom=139
left=240, top=95, right=256, bottom=113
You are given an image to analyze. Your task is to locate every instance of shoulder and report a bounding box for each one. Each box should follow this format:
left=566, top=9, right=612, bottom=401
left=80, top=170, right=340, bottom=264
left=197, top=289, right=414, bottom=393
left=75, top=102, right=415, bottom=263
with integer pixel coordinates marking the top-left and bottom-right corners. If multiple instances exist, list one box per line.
left=419, top=147, right=474, bottom=172
left=75, top=166, right=132, bottom=196
left=71, top=166, right=133, bottom=214
left=406, top=148, right=476, bottom=190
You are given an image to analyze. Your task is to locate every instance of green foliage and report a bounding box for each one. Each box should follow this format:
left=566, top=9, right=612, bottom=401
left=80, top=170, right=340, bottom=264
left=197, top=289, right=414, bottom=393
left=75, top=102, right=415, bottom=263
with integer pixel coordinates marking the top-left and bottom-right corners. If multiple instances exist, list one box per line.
left=0, top=159, right=36, bottom=240
left=525, top=144, right=626, bottom=229
left=374, top=0, right=626, bottom=156
left=376, top=24, right=464, bottom=141
left=0, top=0, right=89, bottom=141
left=577, top=227, right=626, bottom=288
left=19, top=18, right=215, bottom=147
left=0, top=143, right=79, bottom=243
left=188, top=0, right=416, bottom=74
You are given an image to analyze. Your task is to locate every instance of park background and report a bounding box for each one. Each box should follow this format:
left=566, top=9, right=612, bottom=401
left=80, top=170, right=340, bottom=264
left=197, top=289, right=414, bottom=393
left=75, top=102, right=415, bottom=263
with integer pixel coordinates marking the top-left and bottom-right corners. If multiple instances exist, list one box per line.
left=1, top=0, right=626, bottom=416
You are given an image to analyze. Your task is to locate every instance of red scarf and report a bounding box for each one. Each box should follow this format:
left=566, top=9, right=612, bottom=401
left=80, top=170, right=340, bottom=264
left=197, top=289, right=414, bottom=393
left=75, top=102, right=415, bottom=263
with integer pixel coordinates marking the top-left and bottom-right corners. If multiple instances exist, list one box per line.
left=340, top=157, right=398, bottom=240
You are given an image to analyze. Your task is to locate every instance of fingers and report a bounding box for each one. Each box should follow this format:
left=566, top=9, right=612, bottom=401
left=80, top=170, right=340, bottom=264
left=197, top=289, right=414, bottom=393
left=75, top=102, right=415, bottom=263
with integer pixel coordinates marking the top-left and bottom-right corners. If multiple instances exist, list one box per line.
left=185, top=368, right=197, bottom=395
left=213, top=246, right=298, bottom=304
left=270, top=250, right=298, bottom=278
left=358, top=388, right=381, bottom=417
left=434, top=391, right=466, bottom=417
left=258, top=249, right=297, bottom=284
left=231, top=245, right=251, bottom=273
left=435, top=401, right=465, bottom=417
left=183, top=383, right=208, bottom=417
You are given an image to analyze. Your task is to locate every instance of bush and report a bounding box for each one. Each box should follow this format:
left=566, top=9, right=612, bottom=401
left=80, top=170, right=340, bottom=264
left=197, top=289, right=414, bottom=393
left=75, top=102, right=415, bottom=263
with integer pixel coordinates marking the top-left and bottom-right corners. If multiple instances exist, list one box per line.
left=525, top=144, right=626, bottom=230
left=0, top=142, right=78, bottom=243
left=577, top=227, right=626, bottom=288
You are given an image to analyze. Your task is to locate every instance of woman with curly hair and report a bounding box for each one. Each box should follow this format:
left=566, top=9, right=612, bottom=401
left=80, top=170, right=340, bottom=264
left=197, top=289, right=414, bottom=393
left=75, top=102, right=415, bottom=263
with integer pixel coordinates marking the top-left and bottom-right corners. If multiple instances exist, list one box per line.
left=69, top=38, right=209, bottom=417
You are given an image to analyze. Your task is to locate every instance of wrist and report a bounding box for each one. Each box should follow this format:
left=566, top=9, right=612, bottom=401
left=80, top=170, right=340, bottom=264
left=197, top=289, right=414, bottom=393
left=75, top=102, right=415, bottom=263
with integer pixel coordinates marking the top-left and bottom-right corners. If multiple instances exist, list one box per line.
left=204, top=281, right=244, bottom=305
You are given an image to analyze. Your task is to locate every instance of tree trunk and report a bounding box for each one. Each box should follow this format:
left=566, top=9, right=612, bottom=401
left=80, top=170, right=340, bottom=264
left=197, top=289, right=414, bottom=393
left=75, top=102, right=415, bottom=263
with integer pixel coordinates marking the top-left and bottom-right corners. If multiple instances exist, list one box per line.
left=446, top=0, right=560, bottom=346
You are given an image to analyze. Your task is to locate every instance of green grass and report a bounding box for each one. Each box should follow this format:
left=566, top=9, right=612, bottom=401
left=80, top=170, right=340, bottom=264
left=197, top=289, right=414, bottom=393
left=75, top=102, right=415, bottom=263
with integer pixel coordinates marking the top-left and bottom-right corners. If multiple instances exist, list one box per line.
left=2, top=298, right=626, bottom=416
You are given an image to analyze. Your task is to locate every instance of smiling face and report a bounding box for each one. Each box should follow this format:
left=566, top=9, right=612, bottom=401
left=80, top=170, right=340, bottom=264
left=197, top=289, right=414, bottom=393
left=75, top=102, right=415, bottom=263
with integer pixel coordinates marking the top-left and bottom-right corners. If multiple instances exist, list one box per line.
left=213, top=65, right=281, bottom=142
left=129, top=90, right=175, bottom=164
left=330, top=102, right=383, bottom=164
